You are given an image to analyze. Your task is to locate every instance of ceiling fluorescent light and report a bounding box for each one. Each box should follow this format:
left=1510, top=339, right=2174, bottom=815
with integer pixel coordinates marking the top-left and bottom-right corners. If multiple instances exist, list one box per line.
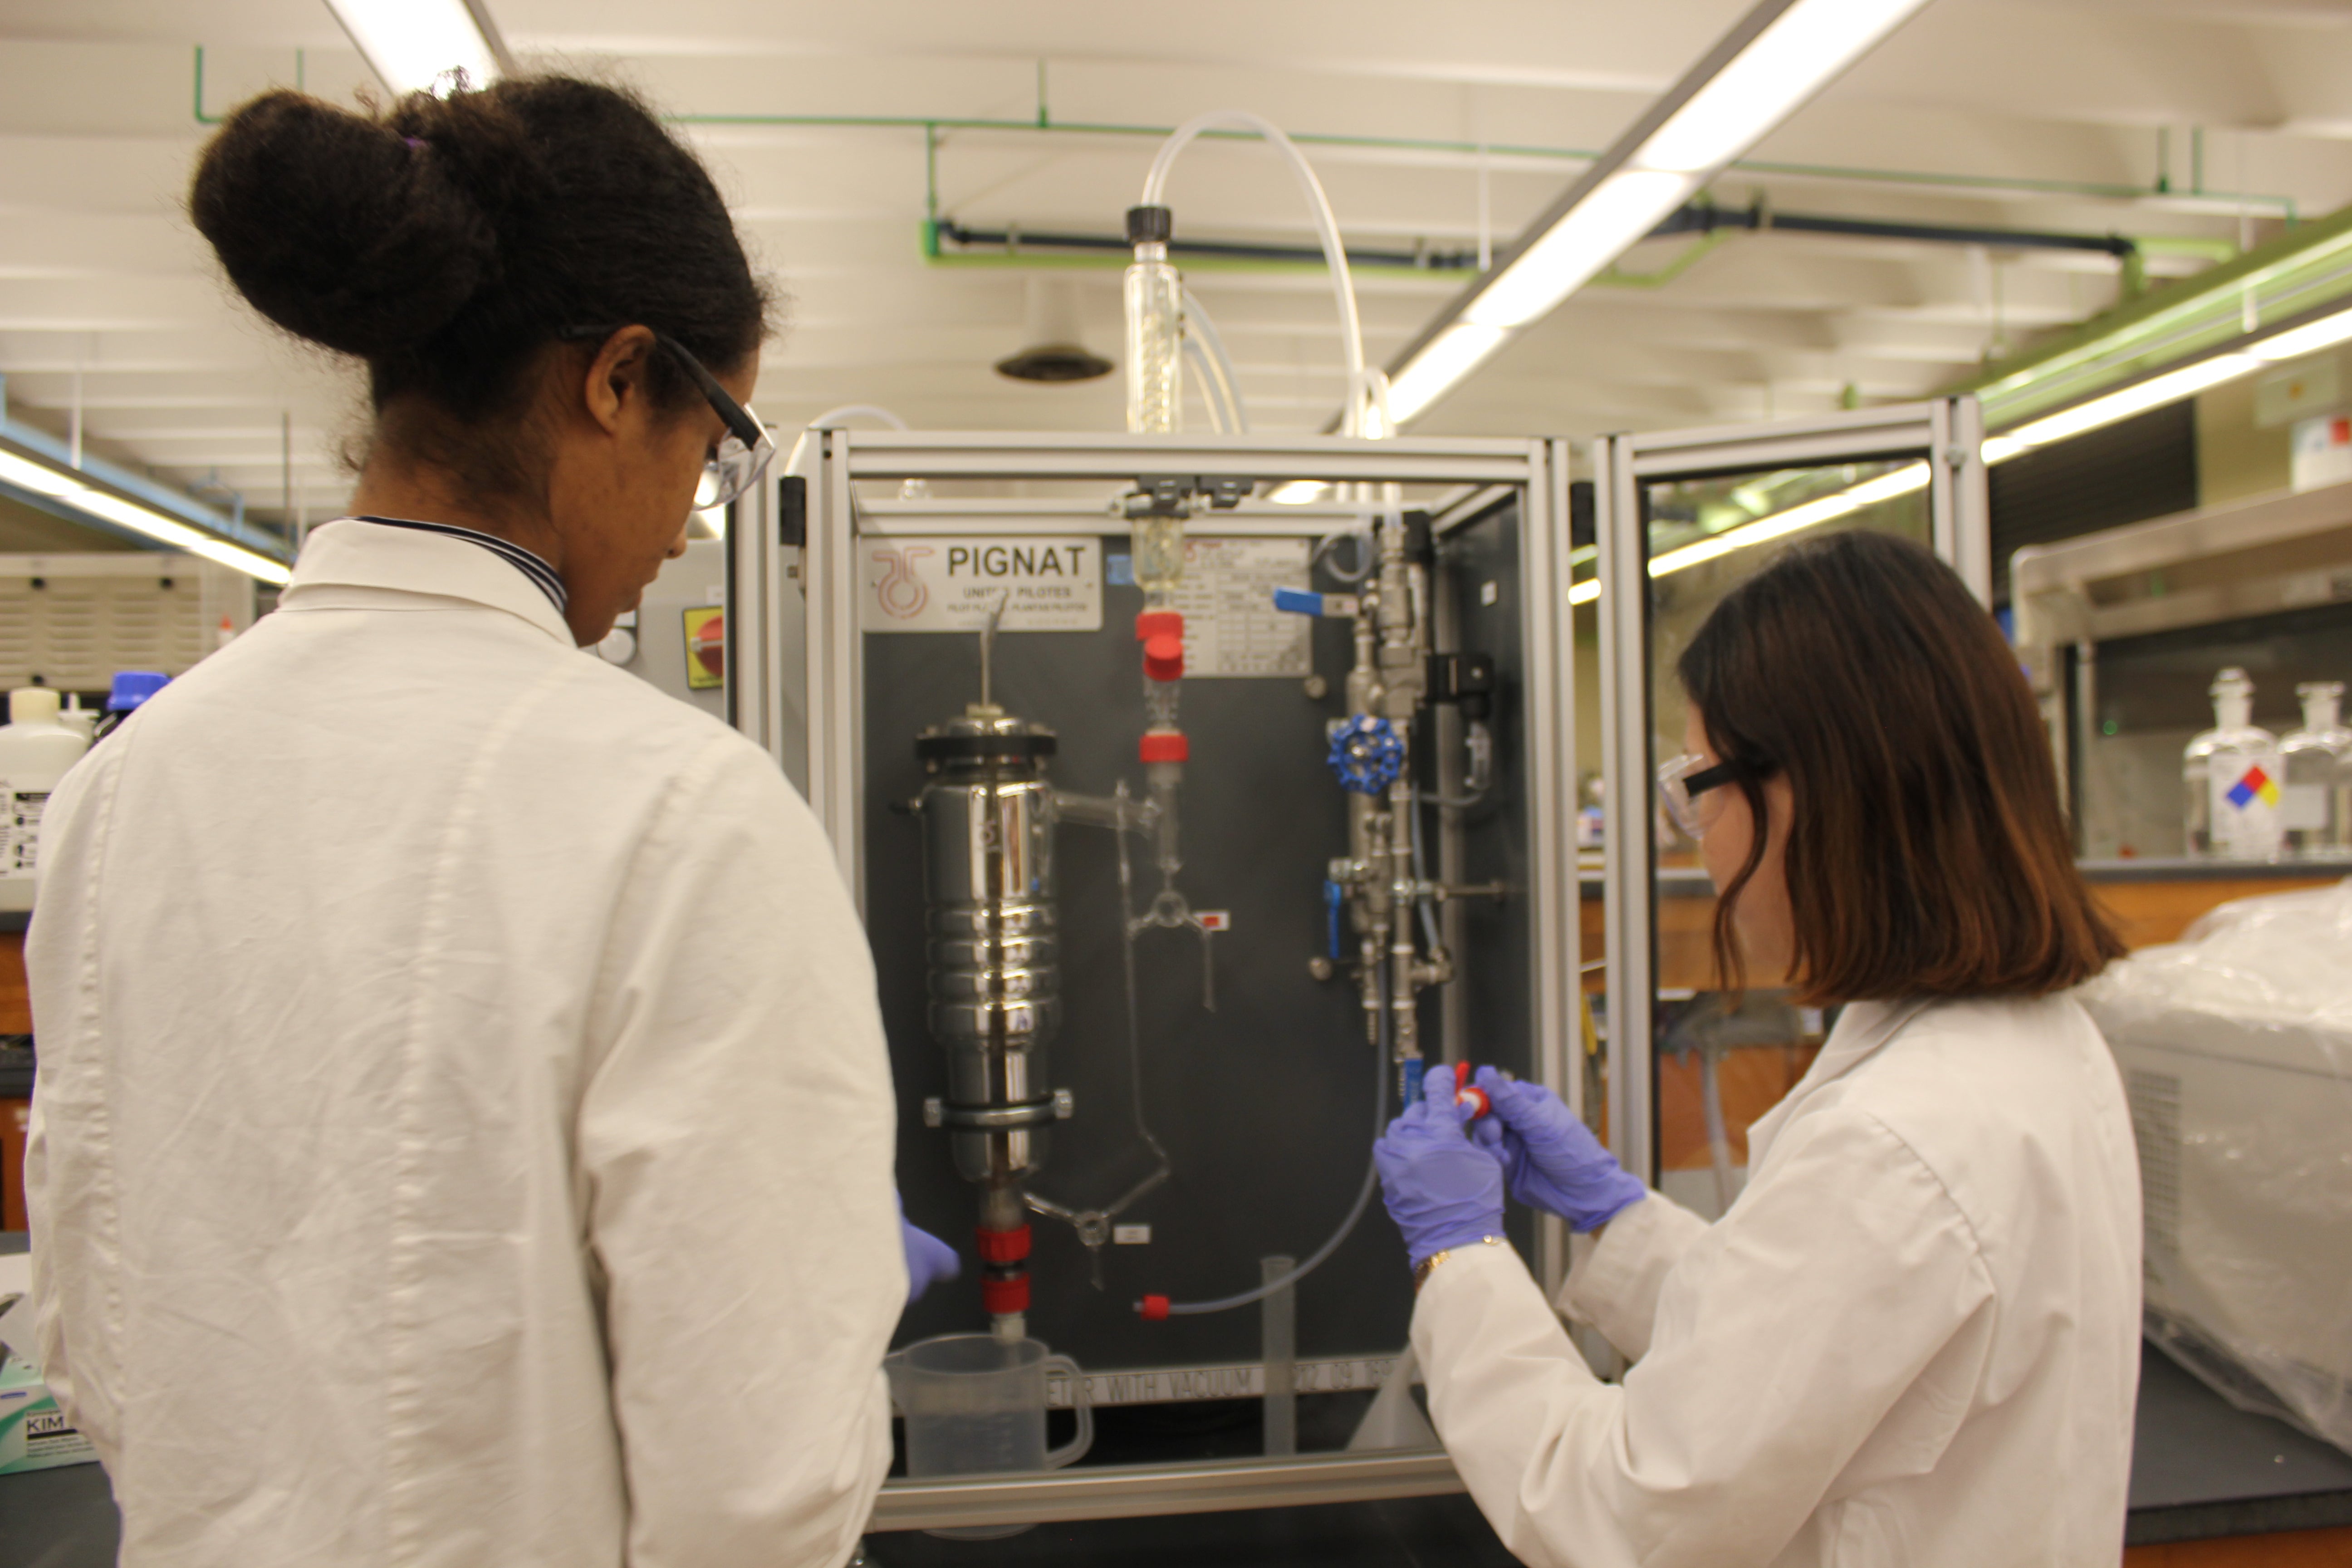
left=1635, top=0, right=1932, bottom=174
left=1979, top=304, right=2352, bottom=471
left=1382, top=0, right=1933, bottom=425
left=1650, top=461, right=1930, bottom=578
left=2004, top=355, right=2258, bottom=452
left=0, top=452, right=292, bottom=584
left=1463, top=171, right=1697, bottom=330
left=2248, top=304, right=2352, bottom=365
left=74, top=493, right=293, bottom=585
left=1388, top=323, right=1509, bottom=423
left=185, top=538, right=297, bottom=586
left=325, top=0, right=508, bottom=97
left=69, top=489, right=211, bottom=550
left=0, top=450, right=89, bottom=500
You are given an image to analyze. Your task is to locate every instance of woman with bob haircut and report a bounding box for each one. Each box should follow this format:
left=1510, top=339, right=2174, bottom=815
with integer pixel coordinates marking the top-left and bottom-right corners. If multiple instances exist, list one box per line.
left=1375, top=529, right=2141, bottom=1566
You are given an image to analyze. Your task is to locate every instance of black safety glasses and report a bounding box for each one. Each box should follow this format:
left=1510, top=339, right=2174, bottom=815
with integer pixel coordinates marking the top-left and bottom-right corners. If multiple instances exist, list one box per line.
left=559, top=326, right=776, bottom=509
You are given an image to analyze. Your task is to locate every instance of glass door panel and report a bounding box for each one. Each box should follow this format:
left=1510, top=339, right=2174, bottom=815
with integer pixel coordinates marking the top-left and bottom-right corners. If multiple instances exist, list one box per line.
left=1642, top=460, right=1927, bottom=1219
left=1595, top=405, right=1985, bottom=1223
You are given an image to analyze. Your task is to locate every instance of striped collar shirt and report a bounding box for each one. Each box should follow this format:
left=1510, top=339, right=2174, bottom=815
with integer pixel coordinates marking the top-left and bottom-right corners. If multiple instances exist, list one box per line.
left=349, top=515, right=568, bottom=614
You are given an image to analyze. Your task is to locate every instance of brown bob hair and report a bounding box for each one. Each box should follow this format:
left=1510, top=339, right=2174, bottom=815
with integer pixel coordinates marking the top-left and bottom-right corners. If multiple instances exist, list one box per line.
left=1676, top=529, right=2123, bottom=1003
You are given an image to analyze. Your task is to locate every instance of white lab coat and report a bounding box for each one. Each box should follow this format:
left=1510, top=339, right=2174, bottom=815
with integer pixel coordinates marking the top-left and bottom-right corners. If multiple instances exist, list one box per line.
left=1414, top=995, right=2141, bottom=1567
left=25, top=520, right=902, bottom=1568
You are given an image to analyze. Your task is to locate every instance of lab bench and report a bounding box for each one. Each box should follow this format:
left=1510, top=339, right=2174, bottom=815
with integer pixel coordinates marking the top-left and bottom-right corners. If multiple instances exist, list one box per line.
left=1, top=1267, right=2346, bottom=1568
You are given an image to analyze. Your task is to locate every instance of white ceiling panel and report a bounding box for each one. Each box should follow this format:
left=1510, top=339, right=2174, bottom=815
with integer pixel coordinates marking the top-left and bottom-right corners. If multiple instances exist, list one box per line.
left=0, top=0, right=2338, bottom=527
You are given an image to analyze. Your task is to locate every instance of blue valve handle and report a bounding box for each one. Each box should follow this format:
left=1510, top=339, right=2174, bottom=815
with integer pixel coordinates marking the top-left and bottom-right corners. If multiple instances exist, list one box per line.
left=1273, top=586, right=1324, bottom=616
left=1327, top=715, right=1405, bottom=796
left=1323, top=878, right=1344, bottom=961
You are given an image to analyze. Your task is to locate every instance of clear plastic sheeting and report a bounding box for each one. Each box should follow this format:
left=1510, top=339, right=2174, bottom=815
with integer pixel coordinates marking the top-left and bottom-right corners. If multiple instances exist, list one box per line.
left=2081, top=878, right=2352, bottom=1453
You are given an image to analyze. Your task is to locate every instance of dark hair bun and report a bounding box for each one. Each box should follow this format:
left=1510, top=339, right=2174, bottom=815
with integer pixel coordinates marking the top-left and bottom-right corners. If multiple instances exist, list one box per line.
left=190, top=89, right=510, bottom=358
left=188, top=74, right=767, bottom=507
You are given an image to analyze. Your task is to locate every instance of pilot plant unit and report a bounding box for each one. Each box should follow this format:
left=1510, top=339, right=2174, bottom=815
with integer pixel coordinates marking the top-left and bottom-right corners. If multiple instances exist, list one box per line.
left=730, top=428, right=1579, bottom=1525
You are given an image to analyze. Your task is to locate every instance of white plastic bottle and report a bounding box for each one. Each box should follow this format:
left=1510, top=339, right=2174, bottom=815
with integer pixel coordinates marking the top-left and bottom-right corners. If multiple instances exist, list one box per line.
left=0, top=687, right=92, bottom=911
left=2183, top=667, right=2284, bottom=861
left=2281, top=680, right=2352, bottom=858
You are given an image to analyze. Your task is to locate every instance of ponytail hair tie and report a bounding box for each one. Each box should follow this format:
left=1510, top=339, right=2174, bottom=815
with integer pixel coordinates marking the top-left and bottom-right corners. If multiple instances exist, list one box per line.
left=403, top=137, right=425, bottom=150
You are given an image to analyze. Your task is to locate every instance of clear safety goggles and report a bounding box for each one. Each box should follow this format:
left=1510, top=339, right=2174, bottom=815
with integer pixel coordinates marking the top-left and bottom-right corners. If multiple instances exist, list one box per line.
left=561, top=325, right=777, bottom=510
left=1656, top=750, right=1755, bottom=839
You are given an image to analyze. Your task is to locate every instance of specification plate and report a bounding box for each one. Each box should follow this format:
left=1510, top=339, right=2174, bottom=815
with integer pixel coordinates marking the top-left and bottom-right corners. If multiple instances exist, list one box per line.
left=1167, top=536, right=1313, bottom=678
left=861, top=536, right=1102, bottom=632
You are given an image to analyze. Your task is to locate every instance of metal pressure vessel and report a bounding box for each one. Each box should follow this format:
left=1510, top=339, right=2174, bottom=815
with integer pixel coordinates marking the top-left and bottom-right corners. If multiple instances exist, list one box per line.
left=914, top=710, right=1065, bottom=1185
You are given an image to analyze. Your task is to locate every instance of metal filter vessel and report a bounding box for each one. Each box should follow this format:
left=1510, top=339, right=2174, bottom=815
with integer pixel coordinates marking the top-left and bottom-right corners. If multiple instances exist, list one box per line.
left=915, top=709, right=1064, bottom=1188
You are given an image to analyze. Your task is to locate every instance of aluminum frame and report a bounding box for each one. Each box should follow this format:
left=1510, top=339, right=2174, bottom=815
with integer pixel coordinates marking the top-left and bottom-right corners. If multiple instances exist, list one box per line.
left=1592, top=399, right=1989, bottom=1184
left=734, top=429, right=1578, bottom=1526
left=729, top=447, right=808, bottom=793
left=869, top=1450, right=1464, bottom=1533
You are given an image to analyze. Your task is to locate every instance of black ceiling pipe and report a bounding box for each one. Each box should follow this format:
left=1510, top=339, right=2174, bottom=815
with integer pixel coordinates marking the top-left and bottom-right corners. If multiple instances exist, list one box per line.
left=935, top=204, right=2141, bottom=270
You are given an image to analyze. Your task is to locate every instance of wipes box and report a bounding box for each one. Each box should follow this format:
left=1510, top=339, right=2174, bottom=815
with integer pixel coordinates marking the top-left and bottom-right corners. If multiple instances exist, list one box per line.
left=0, top=1347, right=95, bottom=1474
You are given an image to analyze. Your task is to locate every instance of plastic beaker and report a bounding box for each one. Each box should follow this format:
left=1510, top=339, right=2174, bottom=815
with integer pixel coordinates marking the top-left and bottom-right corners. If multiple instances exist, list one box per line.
left=886, top=1333, right=1093, bottom=1539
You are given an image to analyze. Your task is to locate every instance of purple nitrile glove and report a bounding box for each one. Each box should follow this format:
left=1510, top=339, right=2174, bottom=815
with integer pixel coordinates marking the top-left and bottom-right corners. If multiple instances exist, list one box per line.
left=898, top=1194, right=961, bottom=1306
left=1373, top=1063, right=1505, bottom=1271
left=1467, top=1066, right=1646, bottom=1233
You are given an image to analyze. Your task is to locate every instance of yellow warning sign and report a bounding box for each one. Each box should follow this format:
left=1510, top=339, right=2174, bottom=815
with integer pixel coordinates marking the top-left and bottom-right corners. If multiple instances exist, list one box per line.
left=683, top=606, right=725, bottom=689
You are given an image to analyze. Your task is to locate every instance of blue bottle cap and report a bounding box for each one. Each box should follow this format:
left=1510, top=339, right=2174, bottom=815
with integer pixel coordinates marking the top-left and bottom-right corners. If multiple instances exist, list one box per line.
left=107, top=671, right=168, bottom=713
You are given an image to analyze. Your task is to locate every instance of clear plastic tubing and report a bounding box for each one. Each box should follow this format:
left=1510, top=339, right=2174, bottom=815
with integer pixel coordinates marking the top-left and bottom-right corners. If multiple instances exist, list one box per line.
left=1181, top=335, right=1234, bottom=434
left=1150, top=965, right=1391, bottom=1316
left=1180, top=285, right=1248, bottom=433
left=1137, top=110, right=1368, bottom=436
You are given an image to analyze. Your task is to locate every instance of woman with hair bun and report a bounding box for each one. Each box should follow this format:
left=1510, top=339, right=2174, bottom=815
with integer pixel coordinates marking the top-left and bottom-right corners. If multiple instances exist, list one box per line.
left=25, top=78, right=942, bottom=1568
left=1376, top=531, right=2141, bottom=1565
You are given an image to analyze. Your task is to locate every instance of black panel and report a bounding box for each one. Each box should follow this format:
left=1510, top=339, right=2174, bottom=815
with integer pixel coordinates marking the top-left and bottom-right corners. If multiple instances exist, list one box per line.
left=1989, top=401, right=2199, bottom=606
left=871, top=524, right=1534, bottom=1379
left=1441, top=506, right=1539, bottom=1245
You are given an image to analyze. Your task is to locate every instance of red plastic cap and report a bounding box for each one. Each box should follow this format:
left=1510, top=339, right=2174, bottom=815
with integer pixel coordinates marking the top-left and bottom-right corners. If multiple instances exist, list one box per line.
left=1142, top=634, right=1185, bottom=682
left=1135, top=610, right=1184, bottom=642
left=1138, top=730, right=1190, bottom=764
left=1140, top=1294, right=1171, bottom=1321
left=1456, top=1084, right=1492, bottom=1120
left=981, top=1274, right=1032, bottom=1315
left=975, top=1224, right=1033, bottom=1264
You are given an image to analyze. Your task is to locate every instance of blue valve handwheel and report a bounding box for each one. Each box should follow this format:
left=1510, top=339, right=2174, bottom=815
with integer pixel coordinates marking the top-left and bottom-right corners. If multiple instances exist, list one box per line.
left=1327, top=715, right=1404, bottom=796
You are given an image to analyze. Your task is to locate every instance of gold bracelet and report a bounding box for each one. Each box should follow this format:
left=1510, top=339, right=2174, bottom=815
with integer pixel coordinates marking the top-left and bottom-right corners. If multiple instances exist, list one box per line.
left=1414, top=1235, right=1505, bottom=1292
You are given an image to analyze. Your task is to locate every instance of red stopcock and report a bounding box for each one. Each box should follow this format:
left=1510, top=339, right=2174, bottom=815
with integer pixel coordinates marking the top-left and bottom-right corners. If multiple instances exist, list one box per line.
left=1455, top=1067, right=1492, bottom=1120
left=1136, top=610, right=1185, bottom=683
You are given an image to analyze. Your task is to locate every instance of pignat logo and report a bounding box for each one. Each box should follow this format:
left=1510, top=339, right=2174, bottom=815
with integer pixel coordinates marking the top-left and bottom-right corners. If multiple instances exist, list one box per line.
left=943, top=543, right=1093, bottom=583
left=870, top=546, right=935, bottom=619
